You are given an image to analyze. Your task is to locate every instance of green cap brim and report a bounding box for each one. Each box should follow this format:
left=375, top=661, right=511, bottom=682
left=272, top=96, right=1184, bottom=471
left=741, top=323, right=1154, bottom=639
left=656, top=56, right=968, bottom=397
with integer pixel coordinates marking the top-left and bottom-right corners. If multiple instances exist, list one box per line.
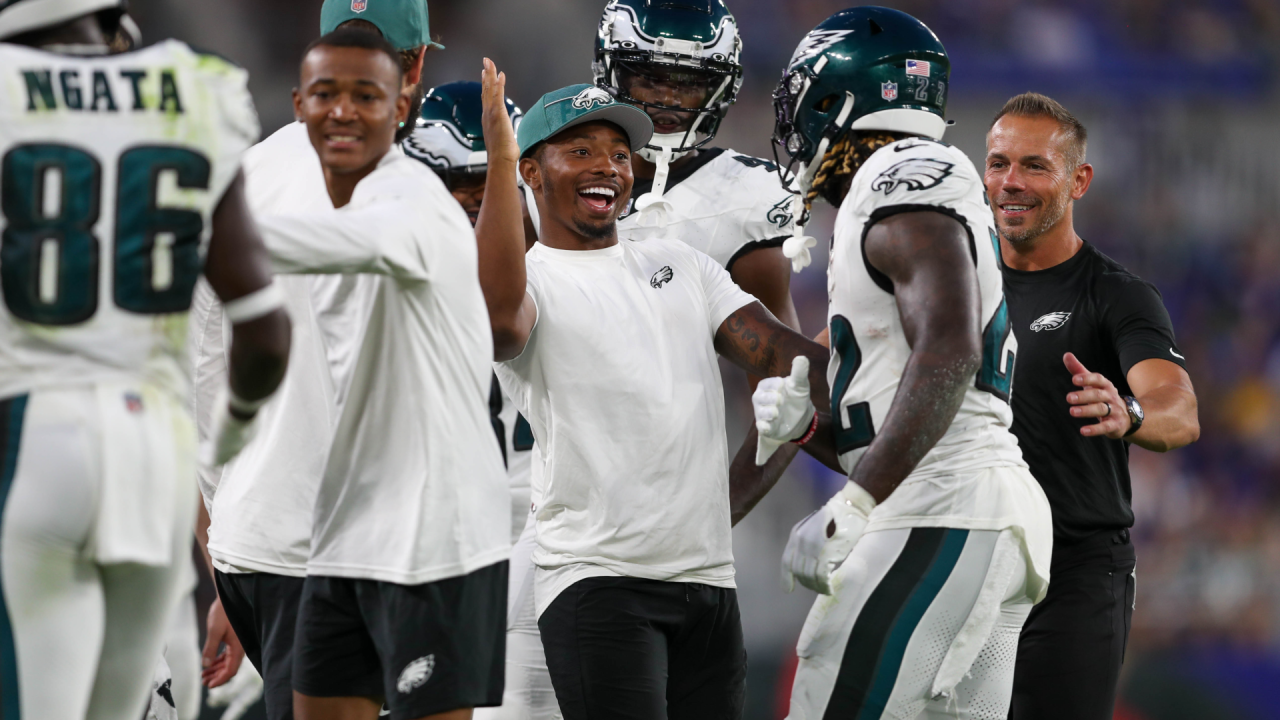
left=519, top=103, right=653, bottom=158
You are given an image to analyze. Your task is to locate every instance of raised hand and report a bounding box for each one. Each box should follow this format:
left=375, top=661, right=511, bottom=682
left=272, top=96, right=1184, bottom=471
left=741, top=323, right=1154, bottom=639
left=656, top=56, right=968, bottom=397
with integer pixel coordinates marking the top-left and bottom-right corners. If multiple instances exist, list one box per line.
left=1064, top=352, right=1131, bottom=438
left=480, top=58, right=519, bottom=167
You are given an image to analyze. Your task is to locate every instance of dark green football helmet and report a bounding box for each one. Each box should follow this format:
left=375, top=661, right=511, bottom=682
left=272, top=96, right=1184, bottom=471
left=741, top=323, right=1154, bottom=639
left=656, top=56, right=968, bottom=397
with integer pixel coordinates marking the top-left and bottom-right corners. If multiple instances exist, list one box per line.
left=593, top=0, right=743, bottom=161
left=404, top=81, right=522, bottom=185
left=772, top=7, right=950, bottom=193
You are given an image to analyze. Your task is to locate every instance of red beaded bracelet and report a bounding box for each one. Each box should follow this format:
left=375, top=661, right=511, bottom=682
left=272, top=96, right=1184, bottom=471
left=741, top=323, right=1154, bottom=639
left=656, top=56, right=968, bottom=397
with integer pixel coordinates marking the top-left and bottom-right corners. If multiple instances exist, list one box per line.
left=792, top=412, right=820, bottom=446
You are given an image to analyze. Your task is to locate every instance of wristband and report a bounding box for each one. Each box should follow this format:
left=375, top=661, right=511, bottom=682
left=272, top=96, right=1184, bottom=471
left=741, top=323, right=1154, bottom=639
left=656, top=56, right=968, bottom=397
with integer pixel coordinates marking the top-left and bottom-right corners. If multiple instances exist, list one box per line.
left=223, top=282, right=285, bottom=324
left=792, top=412, right=820, bottom=446
left=227, top=388, right=269, bottom=417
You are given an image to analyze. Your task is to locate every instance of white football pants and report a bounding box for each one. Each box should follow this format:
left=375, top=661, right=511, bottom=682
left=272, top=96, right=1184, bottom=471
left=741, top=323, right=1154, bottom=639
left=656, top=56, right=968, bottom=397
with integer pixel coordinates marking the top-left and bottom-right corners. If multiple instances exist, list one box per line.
left=0, top=387, right=196, bottom=720
left=788, top=527, right=1034, bottom=720
left=473, top=513, right=561, bottom=720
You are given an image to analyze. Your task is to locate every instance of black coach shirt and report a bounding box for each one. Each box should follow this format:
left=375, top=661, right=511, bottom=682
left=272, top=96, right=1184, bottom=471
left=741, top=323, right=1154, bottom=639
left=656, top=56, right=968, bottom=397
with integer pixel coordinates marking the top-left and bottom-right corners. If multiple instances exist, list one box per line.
left=1002, top=241, right=1186, bottom=543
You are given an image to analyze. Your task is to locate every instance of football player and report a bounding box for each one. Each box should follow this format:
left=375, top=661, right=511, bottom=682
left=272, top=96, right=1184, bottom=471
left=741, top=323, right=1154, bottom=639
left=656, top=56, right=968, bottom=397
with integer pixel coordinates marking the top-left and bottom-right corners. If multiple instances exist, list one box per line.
left=189, top=3, right=444, bottom=717
left=597, top=0, right=801, bottom=333
left=254, top=32, right=514, bottom=720
left=749, top=9, right=1053, bottom=719
left=481, top=80, right=829, bottom=719
left=403, top=82, right=559, bottom=720
left=0, top=1, right=291, bottom=718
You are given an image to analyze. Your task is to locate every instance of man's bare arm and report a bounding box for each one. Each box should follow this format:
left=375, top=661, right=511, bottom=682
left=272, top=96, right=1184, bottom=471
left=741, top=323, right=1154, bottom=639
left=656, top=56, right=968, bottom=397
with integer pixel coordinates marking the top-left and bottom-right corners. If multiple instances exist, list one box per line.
left=475, top=58, right=533, bottom=359
left=205, top=171, right=290, bottom=404
left=1066, top=354, right=1199, bottom=452
left=844, top=211, right=982, bottom=503
left=715, top=301, right=827, bottom=392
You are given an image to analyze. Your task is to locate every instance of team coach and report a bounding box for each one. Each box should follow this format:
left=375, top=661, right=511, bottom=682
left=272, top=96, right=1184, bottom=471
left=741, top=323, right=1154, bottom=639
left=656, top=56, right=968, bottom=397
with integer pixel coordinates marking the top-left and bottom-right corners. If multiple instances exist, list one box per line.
left=983, top=93, right=1200, bottom=719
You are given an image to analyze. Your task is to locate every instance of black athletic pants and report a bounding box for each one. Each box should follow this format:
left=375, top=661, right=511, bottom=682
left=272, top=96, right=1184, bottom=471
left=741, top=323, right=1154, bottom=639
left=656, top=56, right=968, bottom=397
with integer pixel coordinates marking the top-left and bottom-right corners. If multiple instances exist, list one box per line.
left=538, top=576, right=747, bottom=720
left=1009, top=528, right=1136, bottom=720
left=215, top=570, right=307, bottom=720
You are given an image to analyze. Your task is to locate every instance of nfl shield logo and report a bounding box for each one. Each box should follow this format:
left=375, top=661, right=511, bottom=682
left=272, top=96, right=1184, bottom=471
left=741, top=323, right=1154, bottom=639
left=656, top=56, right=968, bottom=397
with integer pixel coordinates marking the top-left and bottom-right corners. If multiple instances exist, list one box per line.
left=124, top=392, right=144, bottom=413
left=881, top=81, right=898, bottom=101
left=351, top=0, right=367, bottom=12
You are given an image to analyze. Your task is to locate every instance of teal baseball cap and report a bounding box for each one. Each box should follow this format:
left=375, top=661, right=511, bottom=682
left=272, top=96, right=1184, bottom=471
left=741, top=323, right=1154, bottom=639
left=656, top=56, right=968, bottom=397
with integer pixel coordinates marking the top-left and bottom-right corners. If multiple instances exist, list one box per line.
left=517, top=84, right=654, bottom=159
left=320, top=0, right=445, bottom=51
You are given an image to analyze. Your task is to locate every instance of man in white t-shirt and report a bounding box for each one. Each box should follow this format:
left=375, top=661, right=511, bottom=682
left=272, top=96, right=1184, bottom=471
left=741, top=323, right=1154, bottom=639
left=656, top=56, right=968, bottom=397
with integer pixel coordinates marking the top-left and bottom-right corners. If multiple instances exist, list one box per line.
left=481, top=83, right=828, bottom=719
left=243, top=31, right=511, bottom=720
left=188, top=3, right=446, bottom=718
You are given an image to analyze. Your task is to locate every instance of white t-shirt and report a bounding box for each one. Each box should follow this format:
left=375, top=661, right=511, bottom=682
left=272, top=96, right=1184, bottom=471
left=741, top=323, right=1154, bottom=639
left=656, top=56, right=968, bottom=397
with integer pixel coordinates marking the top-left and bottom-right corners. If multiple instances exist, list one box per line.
left=829, top=137, right=1051, bottom=594
left=191, top=122, right=371, bottom=576
left=259, top=149, right=509, bottom=585
left=494, top=238, right=756, bottom=615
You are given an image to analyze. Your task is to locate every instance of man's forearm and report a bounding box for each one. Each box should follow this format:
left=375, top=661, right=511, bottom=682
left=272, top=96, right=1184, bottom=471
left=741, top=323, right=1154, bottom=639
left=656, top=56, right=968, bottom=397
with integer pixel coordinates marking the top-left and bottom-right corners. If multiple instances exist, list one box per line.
left=848, top=344, right=978, bottom=503
left=730, top=428, right=799, bottom=525
left=475, top=156, right=528, bottom=328
left=1130, top=384, right=1200, bottom=452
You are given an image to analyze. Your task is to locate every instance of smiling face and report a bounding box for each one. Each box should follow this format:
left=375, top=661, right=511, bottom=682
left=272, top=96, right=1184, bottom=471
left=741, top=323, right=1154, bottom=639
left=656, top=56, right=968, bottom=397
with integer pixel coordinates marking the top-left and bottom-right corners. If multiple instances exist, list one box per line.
left=294, top=44, right=408, bottom=177
left=616, top=63, right=716, bottom=136
left=521, top=121, right=633, bottom=242
left=984, top=114, right=1087, bottom=246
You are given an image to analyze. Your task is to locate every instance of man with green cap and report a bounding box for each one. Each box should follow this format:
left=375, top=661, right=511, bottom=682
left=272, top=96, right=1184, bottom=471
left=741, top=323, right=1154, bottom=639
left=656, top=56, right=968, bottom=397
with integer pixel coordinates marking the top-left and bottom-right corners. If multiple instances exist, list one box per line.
left=187, top=3, right=461, bottom=718
left=481, top=83, right=828, bottom=719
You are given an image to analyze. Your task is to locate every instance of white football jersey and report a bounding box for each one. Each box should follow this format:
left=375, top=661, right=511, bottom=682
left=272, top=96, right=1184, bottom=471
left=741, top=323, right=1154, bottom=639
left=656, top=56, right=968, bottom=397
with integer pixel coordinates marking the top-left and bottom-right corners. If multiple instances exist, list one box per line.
left=495, top=239, right=756, bottom=616
left=829, top=138, right=1024, bottom=481
left=259, top=149, right=509, bottom=585
left=0, top=41, right=258, bottom=401
left=618, top=148, right=797, bottom=269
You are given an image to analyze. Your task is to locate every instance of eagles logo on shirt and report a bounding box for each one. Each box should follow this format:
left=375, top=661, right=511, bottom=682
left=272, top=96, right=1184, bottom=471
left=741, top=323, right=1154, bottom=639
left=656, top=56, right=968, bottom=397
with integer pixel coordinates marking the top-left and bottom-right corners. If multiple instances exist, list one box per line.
left=1030, top=311, right=1071, bottom=332
left=870, top=158, right=954, bottom=196
left=650, top=266, right=674, bottom=289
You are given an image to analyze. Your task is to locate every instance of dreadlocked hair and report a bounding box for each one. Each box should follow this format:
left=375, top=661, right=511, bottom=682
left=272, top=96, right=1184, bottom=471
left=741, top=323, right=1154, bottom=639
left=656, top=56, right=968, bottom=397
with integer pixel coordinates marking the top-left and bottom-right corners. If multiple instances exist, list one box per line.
left=805, top=130, right=907, bottom=213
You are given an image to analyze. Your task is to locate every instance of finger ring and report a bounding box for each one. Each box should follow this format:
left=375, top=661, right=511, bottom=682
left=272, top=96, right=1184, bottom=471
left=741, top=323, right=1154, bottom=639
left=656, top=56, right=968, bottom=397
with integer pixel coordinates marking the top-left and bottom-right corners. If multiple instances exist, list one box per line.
left=1103, top=402, right=1111, bottom=417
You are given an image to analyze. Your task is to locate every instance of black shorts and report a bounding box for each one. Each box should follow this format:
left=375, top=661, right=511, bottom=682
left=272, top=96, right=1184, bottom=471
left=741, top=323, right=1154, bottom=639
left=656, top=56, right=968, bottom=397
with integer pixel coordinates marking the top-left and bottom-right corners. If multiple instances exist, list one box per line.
left=1010, top=528, right=1136, bottom=720
left=537, top=576, right=746, bottom=720
left=214, top=571, right=306, bottom=720
left=292, top=561, right=508, bottom=720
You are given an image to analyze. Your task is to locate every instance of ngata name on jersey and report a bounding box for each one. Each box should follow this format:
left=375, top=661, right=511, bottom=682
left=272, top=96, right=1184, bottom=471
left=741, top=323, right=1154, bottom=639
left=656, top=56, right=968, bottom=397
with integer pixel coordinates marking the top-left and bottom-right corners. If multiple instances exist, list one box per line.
left=20, top=65, right=186, bottom=114
left=827, top=137, right=1021, bottom=479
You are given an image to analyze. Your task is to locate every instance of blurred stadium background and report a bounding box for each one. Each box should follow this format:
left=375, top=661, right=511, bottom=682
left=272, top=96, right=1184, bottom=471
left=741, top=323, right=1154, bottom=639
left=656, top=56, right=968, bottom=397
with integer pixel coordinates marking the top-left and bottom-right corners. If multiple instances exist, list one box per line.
left=125, top=1, right=1280, bottom=718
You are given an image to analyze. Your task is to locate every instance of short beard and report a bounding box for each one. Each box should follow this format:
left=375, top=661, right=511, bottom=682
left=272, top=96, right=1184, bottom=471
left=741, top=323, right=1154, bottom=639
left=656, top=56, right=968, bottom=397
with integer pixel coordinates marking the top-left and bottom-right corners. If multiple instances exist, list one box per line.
left=1001, top=183, right=1071, bottom=246
left=542, top=170, right=616, bottom=242
left=574, top=217, right=615, bottom=240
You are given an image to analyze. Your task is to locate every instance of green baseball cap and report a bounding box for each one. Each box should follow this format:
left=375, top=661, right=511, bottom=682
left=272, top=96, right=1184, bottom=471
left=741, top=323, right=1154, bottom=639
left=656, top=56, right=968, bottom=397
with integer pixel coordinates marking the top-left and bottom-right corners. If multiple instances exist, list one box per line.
left=320, top=0, right=445, bottom=51
left=517, top=84, right=654, bottom=159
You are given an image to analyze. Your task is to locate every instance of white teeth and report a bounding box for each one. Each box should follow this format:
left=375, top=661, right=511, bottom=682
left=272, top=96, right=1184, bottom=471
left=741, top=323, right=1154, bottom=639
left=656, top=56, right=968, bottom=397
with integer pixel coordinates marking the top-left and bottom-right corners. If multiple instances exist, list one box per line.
left=1003, top=205, right=1031, bottom=211
left=328, top=135, right=358, bottom=143
left=580, top=187, right=615, bottom=198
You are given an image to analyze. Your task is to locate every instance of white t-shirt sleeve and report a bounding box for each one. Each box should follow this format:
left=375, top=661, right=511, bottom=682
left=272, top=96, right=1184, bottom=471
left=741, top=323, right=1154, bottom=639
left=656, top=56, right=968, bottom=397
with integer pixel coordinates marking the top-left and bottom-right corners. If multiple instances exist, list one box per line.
left=695, top=249, right=756, bottom=335
left=257, top=193, right=439, bottom=281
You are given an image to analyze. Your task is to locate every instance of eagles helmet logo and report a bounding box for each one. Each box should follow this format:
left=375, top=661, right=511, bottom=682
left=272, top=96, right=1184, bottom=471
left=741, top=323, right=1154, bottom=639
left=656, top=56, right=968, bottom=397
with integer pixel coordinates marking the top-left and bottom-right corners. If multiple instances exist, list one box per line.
left=870, top=158, right=955, bottom=195
left=788, top=29, right=852, bottom=68
left=1030, top=312, right=1072, bottom=332
left=650, top=266, right=674, bottom=289
left=571, top=87, right=614, bottom=110
left=396, top=655, right=435, bottom=694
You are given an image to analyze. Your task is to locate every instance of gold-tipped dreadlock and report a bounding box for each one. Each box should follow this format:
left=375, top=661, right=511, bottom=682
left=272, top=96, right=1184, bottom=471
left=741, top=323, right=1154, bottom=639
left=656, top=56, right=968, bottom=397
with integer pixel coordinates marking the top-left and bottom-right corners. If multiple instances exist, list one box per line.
left=805, top=130, right=904, bottom=214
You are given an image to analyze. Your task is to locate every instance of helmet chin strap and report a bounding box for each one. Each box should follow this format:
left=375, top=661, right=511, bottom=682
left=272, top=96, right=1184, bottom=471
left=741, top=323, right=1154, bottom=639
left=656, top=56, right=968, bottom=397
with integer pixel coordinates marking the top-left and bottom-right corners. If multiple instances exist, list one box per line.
left=781, top=91, right=855, bottom=274
left=634, top=144, right=674, bottom=228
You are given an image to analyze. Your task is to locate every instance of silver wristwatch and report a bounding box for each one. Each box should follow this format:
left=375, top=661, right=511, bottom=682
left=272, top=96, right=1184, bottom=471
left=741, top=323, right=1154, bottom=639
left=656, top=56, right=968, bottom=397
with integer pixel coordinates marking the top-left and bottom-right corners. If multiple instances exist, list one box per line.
left=1121, top=395, right=1144, bottom=437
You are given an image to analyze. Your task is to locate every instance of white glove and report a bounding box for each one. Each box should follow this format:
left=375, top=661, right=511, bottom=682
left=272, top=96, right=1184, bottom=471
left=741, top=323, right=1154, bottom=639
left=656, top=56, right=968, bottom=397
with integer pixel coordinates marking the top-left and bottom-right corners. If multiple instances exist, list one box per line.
left=206, top=659, right=264, bottom=720
left=146, top=655, right=178, bottom=720
left=754, top=356, right=816, bottom=465
left=199, top=387, right=259, bottom=468
left=782, top=481, right=877, bottom=594
left=782, top=233, right=818, bottom=273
